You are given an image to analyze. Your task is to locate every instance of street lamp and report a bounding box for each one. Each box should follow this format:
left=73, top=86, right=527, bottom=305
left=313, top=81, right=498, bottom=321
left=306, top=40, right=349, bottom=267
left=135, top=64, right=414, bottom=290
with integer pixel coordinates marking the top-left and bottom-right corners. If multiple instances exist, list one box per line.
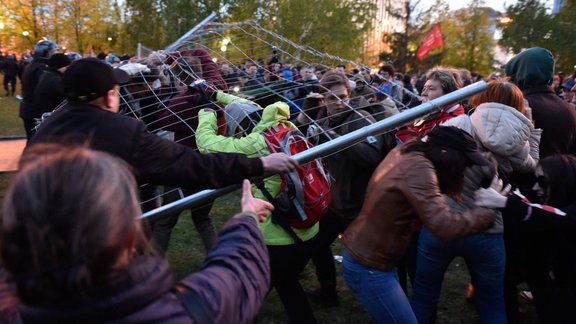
left=107, top=37, right=112, bottom=41
left=499, top=17, right=513, bottom=25
left=22, top=31, right=29, bottom=36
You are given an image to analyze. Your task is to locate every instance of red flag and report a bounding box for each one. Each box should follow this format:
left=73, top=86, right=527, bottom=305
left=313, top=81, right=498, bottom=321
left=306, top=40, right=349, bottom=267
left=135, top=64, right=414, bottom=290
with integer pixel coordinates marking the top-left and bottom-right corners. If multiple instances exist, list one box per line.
left=416, top=23, right=444, bottom=61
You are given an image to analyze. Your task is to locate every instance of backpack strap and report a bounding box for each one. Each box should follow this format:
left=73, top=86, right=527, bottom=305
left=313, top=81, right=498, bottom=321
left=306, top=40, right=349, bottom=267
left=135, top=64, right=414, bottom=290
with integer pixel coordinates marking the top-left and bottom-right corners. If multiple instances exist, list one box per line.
left=172, top=282, right=215, bottom=324
left=255, top=181, right=303, bottom=244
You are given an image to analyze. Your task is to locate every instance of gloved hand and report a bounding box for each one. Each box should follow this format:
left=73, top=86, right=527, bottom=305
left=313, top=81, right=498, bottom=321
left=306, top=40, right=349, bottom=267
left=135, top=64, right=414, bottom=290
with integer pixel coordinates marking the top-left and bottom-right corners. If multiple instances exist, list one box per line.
left=118, top=63, right=151, bottom=77
left=475, top=188, right=508, bottom=209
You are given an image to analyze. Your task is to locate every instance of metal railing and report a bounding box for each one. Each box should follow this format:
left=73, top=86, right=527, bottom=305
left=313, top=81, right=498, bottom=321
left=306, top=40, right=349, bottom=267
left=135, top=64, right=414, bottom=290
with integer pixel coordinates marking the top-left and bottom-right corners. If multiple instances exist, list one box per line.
left=141, top=80, right=488, bottom=220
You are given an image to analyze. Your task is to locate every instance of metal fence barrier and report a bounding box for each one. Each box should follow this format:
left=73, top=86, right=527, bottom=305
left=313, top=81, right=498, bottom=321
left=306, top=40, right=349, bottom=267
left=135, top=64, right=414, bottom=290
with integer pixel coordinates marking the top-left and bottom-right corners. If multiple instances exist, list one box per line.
left=141, top=80, right=488, bottom=220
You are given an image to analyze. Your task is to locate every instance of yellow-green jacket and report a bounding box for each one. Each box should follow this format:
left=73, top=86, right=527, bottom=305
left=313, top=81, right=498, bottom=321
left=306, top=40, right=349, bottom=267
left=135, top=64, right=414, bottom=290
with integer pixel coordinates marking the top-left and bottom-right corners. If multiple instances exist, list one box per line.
left=196, top=91, right=319, bottom=245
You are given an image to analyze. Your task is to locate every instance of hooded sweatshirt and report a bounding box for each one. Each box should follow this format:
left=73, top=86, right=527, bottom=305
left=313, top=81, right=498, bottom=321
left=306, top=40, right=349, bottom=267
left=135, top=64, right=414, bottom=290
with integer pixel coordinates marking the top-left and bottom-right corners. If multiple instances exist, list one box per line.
left=505, top=47, right=554, bottom=91
left=196, top=91, right=319, bottom=245
left=505, top=47, right=576, bottom=158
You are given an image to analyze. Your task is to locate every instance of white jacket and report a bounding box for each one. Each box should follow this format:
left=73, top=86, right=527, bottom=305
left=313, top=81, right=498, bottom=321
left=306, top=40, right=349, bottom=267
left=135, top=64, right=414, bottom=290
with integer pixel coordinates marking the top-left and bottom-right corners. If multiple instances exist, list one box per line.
left=444, top=102, right=542, bottom=175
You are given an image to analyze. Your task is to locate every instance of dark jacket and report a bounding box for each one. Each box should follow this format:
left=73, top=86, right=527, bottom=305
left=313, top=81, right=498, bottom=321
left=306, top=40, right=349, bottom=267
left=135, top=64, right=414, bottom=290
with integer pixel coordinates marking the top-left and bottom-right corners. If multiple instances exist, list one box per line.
left=20, top=58, right=47, bottom=104
left=2, top=215, right=270, bottom=323
left=505, top=47, right=576, bottom=158
left=157, top=48, right=229, bottom=148
left=343, top=147, right=495, bottom=271
left=503, top=194, right=576, bottom=322
left=19, top=58, right=48, bottom=119
left=320, top=107, right=393, bottom=224
left=524, top=86, right=576, bottom=158
left=32, top=68, right=65, bottom=115
left=1, top=59, right=18, bottom=77
left=29, top=101, right=263, bottom=190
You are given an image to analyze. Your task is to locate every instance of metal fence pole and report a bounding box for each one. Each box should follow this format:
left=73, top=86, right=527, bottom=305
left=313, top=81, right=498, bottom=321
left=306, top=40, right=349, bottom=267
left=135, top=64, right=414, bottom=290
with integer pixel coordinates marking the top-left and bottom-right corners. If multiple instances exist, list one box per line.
left=164, top=12, right=218, bottom=52
left=141, top=81, right=488, bottom=221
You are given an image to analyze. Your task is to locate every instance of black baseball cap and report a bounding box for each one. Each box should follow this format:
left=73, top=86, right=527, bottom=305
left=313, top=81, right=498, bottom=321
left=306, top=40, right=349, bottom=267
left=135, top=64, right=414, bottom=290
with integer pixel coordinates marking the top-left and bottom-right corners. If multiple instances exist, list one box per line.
left=63, top=58, right=129, bottom=102
left=426, top=126, right=491, bottom=166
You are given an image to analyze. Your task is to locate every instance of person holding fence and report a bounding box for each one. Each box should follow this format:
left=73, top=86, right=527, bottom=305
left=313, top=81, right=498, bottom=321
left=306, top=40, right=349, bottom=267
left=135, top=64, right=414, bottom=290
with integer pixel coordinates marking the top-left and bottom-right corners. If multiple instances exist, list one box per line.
left=341, top=126, right=497, bottom=323
left=27, top=58, right=297, bottom=249
left=196, top=90, right=321, bottom=323
left=297, top=71, right=395, bottom=307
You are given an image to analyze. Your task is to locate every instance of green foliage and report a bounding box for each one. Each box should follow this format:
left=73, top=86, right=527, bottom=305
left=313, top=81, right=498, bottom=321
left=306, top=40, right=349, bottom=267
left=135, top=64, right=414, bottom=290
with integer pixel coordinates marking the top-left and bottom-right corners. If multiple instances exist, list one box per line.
left=498, top=0, right=576, bottom=74
left=440, top=1, right=495, bottom=76
left=551, top=0, right=576, bottom=73
left=498, top=0, right=556, bottom=54
left=226, top=0, right=376, bottom=63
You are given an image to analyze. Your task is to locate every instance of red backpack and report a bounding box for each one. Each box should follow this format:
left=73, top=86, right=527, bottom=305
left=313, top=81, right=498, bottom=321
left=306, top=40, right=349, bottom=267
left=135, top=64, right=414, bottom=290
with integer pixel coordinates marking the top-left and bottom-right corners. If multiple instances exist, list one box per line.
left=261, top=124, right=331, bottom=229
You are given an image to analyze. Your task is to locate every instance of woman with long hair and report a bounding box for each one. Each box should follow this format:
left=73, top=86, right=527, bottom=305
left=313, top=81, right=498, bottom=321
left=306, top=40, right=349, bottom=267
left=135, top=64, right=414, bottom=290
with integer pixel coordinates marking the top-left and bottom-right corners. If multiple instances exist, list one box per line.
left=412, top=79, right=541, bottom=324
left=342, top=126, right=497, bottom=323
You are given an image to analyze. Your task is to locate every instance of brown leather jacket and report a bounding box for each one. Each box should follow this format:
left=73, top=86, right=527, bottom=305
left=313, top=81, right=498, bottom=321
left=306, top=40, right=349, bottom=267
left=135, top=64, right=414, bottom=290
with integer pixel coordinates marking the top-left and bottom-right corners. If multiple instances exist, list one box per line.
left=343, top=147, right=496, bottom=271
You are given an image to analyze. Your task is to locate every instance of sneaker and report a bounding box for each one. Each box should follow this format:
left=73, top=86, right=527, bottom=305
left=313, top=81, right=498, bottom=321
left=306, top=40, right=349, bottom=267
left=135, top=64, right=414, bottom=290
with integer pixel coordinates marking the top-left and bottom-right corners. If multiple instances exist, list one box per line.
left=306, top=287, right=340, bottom=307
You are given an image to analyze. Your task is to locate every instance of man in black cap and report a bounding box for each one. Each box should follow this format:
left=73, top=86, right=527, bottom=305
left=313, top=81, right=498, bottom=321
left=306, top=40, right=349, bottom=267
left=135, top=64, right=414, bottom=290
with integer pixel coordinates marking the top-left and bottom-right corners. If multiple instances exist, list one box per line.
left=29, top=58, right=297, bottom=216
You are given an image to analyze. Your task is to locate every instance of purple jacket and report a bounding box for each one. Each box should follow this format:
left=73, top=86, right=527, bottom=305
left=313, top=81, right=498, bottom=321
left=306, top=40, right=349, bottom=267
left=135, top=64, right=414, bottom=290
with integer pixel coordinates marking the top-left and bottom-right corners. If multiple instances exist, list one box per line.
left=0, top=215, right=270, bottom=323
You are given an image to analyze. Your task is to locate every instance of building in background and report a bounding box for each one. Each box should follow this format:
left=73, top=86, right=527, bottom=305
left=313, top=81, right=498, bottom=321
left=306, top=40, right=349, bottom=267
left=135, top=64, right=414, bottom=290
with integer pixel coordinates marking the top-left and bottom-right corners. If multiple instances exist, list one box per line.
left=363, top=0, right=407, bottom=67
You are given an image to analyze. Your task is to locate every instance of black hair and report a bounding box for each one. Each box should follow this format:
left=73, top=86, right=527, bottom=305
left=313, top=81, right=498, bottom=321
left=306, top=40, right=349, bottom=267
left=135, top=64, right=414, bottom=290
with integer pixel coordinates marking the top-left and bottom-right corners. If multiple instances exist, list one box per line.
left=539, top=154, right=576, bottom=207
left=401, top=140, right=468, bottom=200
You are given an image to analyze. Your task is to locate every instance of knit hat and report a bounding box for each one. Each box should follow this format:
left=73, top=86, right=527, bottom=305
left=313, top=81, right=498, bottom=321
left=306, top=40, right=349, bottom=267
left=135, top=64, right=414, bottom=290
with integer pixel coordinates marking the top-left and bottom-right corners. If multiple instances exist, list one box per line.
left=224, top=101, right=262, bottom=136
left=47, top=53, right=71, bottom=70
left=426, top=126, right=491, bottom=166
left=64, top=58, right=129, bottom=102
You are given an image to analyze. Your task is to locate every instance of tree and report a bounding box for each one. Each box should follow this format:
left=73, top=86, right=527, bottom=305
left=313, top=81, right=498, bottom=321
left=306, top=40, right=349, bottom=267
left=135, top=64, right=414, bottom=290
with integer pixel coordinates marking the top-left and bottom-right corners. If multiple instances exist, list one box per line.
left=225, top=0, right=376, bottom=64
left=380, top=0, right=449, bottom=73
left=552, top=0, right=576, bottom=73
left=440, top=0, right=495, bottom=76
left=498, top=0, right=556, bottom=53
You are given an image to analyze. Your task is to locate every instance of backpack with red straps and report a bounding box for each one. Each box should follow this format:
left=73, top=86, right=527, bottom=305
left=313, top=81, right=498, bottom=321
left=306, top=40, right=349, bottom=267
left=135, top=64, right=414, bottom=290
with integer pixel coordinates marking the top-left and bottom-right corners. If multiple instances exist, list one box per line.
left=260, top=124, right=331, bottom=230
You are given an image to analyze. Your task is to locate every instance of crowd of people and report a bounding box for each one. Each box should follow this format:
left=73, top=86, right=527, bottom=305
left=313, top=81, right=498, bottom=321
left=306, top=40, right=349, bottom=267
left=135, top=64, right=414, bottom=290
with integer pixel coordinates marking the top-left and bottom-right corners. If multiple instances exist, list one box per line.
left=1, top=39, right=576, bottom=324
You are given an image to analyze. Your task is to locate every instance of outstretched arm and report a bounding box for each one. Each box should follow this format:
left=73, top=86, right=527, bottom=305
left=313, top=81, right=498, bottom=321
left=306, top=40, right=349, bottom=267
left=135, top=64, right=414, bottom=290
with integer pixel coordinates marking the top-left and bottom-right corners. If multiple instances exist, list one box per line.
left=178, top=180, right=272, bottom=323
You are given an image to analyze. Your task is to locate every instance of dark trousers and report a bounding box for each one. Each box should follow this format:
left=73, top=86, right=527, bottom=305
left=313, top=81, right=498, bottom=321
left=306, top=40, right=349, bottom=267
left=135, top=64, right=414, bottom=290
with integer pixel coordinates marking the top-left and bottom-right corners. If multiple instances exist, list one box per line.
left=22, top=118, right=37, bottom=141
left=3, top=75, right=16, bottom=95
left=151, top=186, right=216, bottom=254
left=311, top=210, right=348, bottom=291
left=269, top=235, right=320, bottom=324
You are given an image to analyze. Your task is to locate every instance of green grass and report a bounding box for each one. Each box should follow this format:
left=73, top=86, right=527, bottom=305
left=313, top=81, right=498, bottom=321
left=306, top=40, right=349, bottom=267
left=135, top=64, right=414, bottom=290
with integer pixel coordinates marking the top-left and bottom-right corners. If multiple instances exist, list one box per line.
left=0, top=86, right=25, bottom=138
left=165, top=189, right=537, bottom=323
left=0, top=100, right=538, bottom=323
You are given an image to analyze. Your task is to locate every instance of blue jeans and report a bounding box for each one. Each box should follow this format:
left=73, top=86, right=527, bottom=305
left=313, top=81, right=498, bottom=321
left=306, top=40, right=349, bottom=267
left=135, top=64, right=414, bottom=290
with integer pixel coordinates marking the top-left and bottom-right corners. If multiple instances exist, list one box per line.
left=342, top=251, right=418, bottom=324
left=411, top=227, right=506, bottom=324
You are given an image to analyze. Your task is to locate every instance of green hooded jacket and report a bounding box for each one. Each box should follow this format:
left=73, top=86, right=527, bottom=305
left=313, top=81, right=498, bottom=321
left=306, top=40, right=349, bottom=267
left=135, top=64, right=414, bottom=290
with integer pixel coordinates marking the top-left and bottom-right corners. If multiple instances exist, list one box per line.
left=196, top=91, right=319, bottom=245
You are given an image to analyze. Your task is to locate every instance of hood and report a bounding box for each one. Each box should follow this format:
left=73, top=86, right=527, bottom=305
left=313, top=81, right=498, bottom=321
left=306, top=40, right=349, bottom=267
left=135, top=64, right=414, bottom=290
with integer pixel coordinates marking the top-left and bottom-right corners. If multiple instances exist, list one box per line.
left=253, top=101, right=296, bottom=133
left=470, top=102, right=533, bottom=155
left=505, top=47, right=554, bottom=90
